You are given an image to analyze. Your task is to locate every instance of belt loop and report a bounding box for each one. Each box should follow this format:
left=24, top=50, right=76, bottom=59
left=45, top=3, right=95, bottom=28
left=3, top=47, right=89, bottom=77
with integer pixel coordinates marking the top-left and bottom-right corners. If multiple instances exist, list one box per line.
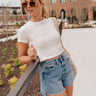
left=61, top=54, right=64, bottom=61
left=55, top=59, right=58, bottom=65
left=60, top=55, right=63, bottom=63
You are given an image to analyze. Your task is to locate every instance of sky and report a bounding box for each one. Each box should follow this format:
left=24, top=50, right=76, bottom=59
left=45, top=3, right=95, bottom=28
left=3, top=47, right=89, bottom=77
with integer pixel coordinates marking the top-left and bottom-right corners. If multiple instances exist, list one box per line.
left=0, top=0, right=21, bottom=7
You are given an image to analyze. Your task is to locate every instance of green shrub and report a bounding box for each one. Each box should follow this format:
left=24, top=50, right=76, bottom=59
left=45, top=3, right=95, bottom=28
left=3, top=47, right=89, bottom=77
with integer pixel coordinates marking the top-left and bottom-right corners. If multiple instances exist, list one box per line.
left=15, top=22, right=19, bottom=26
left=2, top=48, right=7, bottom=56
left=8, top=76, right=18, bottom=90
left=19, top=64, right=27, bottom=75
left=13, top=58, right=20, bottom=67
left=89, top=24, right=92, bottom=27
left=8, top=58, right=16, bottom=62
left=16, top=42, right=18, bottom=49
left=11, top=55, right=14, bottom=58
left=71, top=25, right=74, bottom=28
left=20, top=21, right=25, bottom=26
left=67, top=26, right=70, bottom=29
left=1, top=56, right=5, bottom=59
left=11, top=48, right=14, bottom=50
left=0, top=80, right=4, bottom=86
left=0, top=59, right=2, bottom=63
left=12, top=50, right=16, bottom=55
left=81, top=24, right=85, bottom=28
left=0, top=74, right=4, bottom=86
left=75, top=25, right=79, bottom=28
left=11, top=48, right=16, bottom=55
left=3, top=64, right=13, bottom=77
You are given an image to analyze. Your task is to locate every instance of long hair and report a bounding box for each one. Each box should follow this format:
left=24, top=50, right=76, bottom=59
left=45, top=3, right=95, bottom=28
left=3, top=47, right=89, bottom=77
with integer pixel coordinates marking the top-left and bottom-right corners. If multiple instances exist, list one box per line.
left=20, top=0, right=49, bottom=18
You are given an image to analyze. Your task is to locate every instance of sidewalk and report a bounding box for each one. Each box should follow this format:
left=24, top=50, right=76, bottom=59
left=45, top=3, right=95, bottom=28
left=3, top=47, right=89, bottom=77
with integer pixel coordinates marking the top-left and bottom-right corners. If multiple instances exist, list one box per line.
left=62, top=28, right=96, bottom=96
left=0, top=34, right=17, bottom=42
left=0, top=29, right=18, bottom=42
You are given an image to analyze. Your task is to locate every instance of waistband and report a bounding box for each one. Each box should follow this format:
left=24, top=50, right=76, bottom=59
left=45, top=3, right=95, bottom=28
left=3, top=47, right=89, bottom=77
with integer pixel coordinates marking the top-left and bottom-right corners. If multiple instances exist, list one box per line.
left=41, top=51, right=65, bottom=63
left=55, top=51, right=65, bottom=61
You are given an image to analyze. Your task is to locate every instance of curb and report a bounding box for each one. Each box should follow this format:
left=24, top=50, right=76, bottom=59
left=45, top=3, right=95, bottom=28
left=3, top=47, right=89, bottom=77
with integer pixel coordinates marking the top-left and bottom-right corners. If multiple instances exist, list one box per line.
left=0, top=34, right=18, bottom=42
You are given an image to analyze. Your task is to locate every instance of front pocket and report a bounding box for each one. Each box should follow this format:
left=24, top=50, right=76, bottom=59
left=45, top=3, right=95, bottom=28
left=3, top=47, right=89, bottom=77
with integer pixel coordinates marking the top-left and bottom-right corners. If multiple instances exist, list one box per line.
left=43, top=60, right=57, bottom=73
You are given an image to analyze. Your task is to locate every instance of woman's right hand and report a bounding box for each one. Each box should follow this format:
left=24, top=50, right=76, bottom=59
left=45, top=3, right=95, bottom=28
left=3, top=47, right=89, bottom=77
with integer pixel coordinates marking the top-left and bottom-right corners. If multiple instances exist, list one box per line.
left=27, top=44, right=37, bottom=60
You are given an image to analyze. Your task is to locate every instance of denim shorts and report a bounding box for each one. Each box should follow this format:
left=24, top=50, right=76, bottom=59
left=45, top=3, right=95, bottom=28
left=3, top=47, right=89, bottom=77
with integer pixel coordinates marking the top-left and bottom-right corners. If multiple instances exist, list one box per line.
left=39, top=51, right=75, bottom=96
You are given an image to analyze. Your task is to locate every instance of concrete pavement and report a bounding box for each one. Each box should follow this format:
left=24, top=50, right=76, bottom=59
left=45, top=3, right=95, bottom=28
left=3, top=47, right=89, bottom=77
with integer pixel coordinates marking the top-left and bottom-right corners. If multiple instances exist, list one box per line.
left=62, top=28, right=96, bottom=96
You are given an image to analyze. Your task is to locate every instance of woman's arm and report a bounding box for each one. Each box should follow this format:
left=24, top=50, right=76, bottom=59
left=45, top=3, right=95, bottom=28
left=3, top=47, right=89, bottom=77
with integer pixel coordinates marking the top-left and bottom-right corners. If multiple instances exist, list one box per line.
left=18, top=42, right=35, bottom=64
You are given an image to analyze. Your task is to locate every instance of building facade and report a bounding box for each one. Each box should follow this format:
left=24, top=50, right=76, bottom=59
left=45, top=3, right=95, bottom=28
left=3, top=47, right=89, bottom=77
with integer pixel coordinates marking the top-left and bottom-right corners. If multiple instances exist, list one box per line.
left=46, top=0, right=96, bottom=20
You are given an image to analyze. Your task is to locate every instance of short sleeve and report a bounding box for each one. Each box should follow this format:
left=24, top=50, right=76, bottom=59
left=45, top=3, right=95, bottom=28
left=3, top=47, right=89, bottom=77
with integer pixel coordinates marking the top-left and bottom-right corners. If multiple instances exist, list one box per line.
left=17, top=27, right=28, bottom=44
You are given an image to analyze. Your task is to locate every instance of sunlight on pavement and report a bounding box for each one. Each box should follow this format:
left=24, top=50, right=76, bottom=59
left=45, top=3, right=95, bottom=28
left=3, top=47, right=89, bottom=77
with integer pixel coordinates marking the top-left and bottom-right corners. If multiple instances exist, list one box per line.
left=62, top=28, right=96, bottom=96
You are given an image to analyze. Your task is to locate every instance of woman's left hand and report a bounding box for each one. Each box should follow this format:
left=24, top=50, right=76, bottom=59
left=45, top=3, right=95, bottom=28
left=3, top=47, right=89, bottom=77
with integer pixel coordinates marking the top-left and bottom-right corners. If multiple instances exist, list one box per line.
left=27, top=45, right=37, bottom=60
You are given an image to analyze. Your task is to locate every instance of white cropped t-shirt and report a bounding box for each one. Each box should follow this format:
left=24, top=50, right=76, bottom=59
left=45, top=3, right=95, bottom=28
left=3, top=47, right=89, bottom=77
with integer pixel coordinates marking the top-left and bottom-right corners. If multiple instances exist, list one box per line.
left=17, top=17, right=64, bottom=62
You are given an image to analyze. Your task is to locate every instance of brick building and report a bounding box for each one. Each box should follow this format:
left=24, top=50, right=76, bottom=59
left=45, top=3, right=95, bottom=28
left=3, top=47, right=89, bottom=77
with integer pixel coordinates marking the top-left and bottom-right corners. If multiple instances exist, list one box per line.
left=0, top=0, right=96, bottom=22
left=46, top=0, right=96, bottom=21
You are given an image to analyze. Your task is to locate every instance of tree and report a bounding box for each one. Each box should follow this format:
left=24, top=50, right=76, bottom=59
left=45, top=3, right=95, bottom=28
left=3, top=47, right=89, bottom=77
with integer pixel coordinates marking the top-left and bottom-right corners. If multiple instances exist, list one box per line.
left=75, top=0, right=88, bottom=24
left=69, top=0, right=88, bottom=24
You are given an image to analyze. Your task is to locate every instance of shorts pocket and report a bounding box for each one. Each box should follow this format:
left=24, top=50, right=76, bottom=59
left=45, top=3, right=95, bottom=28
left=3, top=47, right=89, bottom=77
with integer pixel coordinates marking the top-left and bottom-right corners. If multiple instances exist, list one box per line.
left=43, top=60, right=57, bottom=73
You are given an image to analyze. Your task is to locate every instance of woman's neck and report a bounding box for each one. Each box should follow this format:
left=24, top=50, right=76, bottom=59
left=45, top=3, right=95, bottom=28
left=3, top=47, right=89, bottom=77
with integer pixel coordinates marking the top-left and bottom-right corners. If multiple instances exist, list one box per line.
left=30, top=16, right=44, bottom=22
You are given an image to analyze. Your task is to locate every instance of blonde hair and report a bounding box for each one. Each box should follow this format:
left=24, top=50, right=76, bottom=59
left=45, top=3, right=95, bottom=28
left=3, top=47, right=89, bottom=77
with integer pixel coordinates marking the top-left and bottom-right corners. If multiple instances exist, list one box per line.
left=21, top=0, right=49, bottom=18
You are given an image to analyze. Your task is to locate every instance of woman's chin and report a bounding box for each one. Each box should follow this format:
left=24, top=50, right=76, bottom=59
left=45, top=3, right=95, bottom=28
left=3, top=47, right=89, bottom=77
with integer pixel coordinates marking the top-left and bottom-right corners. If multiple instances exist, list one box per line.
left=28, top=14, right=33, bottom=17
left=26, top=11, right=33, bottom=16
left=26, top=13, right=33, bottom=16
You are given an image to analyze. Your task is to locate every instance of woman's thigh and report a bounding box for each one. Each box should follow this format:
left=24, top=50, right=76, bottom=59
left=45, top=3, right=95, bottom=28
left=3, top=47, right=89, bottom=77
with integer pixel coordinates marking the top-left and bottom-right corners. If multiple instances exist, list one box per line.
left=47, top=90, right=67, bottom=96
left=65, top=84, right=73, bottom=96
left=47, top=84, right=73, bottom=96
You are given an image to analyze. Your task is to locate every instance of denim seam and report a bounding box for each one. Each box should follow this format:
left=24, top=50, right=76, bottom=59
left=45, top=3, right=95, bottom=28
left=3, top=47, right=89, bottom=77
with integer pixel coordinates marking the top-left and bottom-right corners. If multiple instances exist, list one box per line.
left=55, top=59, right=58, bottom=65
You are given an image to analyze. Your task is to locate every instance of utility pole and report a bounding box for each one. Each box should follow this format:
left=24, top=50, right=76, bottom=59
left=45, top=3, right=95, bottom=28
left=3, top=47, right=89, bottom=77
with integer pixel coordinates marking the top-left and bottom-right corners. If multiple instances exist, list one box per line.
left=59, top=11, right=64, bottom=36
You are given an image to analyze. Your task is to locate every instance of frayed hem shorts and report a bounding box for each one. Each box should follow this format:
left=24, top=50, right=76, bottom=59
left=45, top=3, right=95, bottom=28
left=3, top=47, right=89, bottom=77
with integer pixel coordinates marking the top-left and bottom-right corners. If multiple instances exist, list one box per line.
left=39, top=51, right=76, bottom=96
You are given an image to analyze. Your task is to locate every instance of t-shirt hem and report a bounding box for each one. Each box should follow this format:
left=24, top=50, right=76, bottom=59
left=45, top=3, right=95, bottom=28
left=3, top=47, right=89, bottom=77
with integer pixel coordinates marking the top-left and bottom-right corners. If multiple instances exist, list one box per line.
left=40, top=49, right=64, bottom=62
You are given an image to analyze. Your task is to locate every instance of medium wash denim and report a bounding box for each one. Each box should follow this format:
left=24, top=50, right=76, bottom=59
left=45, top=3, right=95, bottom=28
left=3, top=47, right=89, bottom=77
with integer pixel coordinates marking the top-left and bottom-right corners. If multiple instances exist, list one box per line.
left=39, top=51, right=75, bottom=96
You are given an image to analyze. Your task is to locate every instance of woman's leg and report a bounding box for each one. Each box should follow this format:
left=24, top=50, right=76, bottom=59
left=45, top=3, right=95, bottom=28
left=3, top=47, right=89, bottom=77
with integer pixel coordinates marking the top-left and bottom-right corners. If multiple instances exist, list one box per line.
left=47, top=84, right=73, bottom=96
left=65, top=84, right=73, bottom=96
left=47, top=90, right=68, bottom=96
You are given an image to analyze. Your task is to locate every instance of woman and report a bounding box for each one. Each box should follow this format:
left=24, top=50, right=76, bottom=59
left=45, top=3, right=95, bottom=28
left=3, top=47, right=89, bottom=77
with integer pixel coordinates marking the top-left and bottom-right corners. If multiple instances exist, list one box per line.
left=18, top=0, right=76, bottom=96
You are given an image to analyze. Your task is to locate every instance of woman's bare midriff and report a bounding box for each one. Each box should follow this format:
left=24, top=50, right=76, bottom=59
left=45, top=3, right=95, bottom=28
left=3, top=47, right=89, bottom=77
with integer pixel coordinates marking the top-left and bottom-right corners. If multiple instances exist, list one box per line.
left=45, top=53, right=62, bottom=61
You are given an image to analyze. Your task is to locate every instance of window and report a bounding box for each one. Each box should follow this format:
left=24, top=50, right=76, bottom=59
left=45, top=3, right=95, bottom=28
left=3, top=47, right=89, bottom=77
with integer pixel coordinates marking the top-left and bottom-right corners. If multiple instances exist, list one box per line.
left=51, top=0, right=56, bottom=4
left=71, top=0, right=76, bottom=2
left=60, top=0, right=66, bottom=3
left=93, top=7, right=96, bottom=20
